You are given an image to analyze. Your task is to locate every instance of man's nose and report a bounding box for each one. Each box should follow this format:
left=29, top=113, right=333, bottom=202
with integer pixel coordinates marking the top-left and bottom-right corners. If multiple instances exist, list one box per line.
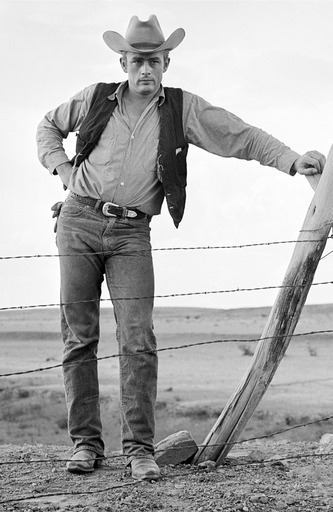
left=141, top=61, right=151, bottom=75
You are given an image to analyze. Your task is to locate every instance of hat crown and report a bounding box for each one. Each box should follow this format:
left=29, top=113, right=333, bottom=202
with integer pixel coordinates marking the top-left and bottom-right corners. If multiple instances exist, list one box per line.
left=125, top=15, right=165, bottom=48
left=103, top=14, right=185, bottom=54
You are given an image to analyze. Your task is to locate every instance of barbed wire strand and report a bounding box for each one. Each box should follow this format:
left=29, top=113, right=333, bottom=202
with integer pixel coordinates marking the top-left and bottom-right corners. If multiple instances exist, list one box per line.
left=1, top=328, right=333, bottom=379
left=320, top=248, right=333, bottom=260
left=1, top=235, right=332, bottom=261
left=271, top=377, right=333, bottom=387
left=0, top=479, right=144, bottom=505
left=1, top=450, right=333, bottom=505
left=2, top=278, right=333, bottom=313
left=1, top=412, right=332, bottom=468
left=300, top=221, right=333, bottom=232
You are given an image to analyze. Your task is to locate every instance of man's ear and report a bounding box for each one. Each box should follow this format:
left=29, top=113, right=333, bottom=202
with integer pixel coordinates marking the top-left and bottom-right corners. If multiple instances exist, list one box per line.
left=163, top=57, right=170, bottom=73
left=120, top=57, right=127, bottom=73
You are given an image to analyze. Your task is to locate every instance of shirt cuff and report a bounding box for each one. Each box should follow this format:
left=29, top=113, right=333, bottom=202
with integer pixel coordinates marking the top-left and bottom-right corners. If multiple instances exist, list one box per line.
left=289, top=159, right=298, bottom=176
left=279, top=149, right=300, bottom=176
left=46, top=152, right=71, bottom=176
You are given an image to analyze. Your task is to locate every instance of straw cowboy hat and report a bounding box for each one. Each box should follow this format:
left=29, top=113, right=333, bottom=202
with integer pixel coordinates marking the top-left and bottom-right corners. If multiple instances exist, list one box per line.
left=103, top=15, right=185, bottom=54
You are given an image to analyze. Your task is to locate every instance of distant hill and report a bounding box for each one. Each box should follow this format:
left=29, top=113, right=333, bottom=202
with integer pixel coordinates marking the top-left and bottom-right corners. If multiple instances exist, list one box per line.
left=0, top=303, right=332, bottom=336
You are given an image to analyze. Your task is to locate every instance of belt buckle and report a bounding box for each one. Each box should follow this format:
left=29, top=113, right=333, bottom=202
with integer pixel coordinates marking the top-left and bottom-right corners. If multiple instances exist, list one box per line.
left=102, top=201, right=118, bottom=217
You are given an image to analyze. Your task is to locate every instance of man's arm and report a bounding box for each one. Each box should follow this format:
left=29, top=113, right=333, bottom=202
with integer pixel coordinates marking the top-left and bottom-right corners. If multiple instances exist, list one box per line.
left=56, top=162, right=73, bottom=188
left=182, top=91, right=325, bottom=176
left=36, top=84, right=97, bottom=183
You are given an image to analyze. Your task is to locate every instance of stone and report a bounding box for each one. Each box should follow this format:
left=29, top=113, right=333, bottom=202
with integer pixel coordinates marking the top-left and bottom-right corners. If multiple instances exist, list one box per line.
left=275, top=501, right=287, bottom=510
left=197, top=460, right=216, bottom=470
left=245, top=449, right=266, bottom=463
left=319, top=433, right=333, bottom=445
left=317, top=433, right=333, bottom=454
left=285, top=495, right=297, bottom=505
left=154, top=430, right=198, bottom=466
left=250, top=494, right=268, bottom=503
left=269, top=454, right=288, bottom=470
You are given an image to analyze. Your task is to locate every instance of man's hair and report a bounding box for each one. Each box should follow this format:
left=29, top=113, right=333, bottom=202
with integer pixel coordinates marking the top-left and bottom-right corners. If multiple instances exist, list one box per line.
left=121, top=50, right=170, bottom=62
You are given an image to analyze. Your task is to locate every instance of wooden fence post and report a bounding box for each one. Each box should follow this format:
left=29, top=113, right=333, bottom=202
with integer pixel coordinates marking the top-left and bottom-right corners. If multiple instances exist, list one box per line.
left=193, top=146, right=333, bottom=465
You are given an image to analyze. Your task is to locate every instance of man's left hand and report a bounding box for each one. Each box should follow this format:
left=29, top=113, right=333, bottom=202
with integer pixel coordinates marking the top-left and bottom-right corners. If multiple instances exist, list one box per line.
left=293, top=150, right=326, bottom=175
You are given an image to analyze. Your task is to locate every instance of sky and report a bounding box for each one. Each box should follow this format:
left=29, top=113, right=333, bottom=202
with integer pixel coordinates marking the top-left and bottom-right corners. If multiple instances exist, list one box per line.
left=1, top=0, right=333, bottom=311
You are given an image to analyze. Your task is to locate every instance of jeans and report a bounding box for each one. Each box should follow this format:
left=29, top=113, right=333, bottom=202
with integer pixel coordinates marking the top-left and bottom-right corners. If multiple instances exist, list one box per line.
left=56, top=196, right=157, bottom=462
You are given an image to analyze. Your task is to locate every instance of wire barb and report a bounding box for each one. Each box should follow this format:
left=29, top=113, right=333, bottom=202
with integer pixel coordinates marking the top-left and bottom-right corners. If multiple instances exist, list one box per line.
left=1, top=279, right=333, bottom=312
left=0, top=328, right=332, bottom=378
left=0, top=235, right=332, bottom=261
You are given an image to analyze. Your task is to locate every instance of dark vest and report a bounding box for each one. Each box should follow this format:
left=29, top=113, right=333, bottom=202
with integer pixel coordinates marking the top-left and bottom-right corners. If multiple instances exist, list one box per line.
left=72, top=82, right=189, bottom=227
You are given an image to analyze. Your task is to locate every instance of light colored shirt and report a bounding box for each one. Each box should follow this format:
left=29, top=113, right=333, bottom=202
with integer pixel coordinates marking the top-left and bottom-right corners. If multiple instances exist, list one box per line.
left=37, top=81, right=300, bottom=216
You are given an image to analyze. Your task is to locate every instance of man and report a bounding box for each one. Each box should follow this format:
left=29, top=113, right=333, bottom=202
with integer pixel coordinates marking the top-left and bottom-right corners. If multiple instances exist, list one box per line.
left=36, top=15, right=325, bottom=480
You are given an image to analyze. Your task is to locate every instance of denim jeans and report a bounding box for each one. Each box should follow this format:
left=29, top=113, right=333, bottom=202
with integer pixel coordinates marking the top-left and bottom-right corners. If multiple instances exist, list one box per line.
left=56, top=196, right=157, bottom=462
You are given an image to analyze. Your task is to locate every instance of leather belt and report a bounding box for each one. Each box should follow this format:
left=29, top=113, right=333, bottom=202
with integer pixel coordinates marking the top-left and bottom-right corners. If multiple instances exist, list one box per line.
left=69, top=192, right=149, bottom=219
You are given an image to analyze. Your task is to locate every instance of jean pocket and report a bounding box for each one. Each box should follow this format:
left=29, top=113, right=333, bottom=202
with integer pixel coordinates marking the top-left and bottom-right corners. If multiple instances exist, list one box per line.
left=61, top=201, right=88, bottom=217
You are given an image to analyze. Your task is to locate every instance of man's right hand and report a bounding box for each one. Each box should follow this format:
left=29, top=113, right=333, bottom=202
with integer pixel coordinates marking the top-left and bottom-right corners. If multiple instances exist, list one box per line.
left=56, top=162, right=73, bottom=188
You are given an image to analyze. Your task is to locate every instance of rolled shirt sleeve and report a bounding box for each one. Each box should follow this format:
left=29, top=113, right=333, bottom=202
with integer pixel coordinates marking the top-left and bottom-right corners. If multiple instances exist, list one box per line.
left=36, top=84, right=97, bottom=175
left=182, top=91, right=300, bottom=175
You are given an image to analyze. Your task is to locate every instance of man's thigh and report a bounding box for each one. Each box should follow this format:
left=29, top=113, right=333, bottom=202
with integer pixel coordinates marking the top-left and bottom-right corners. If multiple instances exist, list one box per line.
left=57, top=200, right=105, bottom=302
left=105, top=218, right=154, bottom=326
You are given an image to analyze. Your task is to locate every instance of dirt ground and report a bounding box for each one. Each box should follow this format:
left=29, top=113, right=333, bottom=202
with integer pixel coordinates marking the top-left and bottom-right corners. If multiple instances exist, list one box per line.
left=0, top=305, right=333, bottom=510
left=1, top=439, right=333, bottom=511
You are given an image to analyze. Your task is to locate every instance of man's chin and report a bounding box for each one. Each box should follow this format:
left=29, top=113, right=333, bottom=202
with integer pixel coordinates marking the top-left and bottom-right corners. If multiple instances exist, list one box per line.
left=137, top=84, right=158, bottom=95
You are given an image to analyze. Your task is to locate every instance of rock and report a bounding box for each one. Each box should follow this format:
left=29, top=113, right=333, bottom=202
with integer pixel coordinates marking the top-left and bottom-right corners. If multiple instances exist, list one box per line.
left=154, top=430, right=198, bottom=466
left=275, top=501, right=287, bottom=510
left=245, top=449, right=266, bottom=463
left=250, top=494, right=268, bottom=504
left=269, top=455, right=288, bottom=470
left=320, top=433, right=333, bottom=445
left=285, top=494, right=297, bottom=505
left=197, top=460, right=216, bottom=470
left=317, top=433, right=333, bottom=454
left=223, top=456, right=244, bottom=466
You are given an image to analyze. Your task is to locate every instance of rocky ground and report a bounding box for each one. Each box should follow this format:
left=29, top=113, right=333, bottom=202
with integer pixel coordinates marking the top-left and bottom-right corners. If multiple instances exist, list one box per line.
left=1, top=436, right=333, bottom=512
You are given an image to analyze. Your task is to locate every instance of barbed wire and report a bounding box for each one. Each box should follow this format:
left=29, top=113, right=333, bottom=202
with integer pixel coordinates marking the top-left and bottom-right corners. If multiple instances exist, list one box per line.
left=1, top=278, right=333, bottom=312
left=271, top=377, right=333, bottom=387
left=1, top=237, right=332, bottom=505
left=0, top=478, right=144, bottom=505
left=0, top=235, right=332, bottom=261
left=321, top=248, right=333, bottom=260
left=1, top=412, right=332, bottom=469
left=1, top=449, right=332, bottom=505
left=1, top=328, right=332, bottom=379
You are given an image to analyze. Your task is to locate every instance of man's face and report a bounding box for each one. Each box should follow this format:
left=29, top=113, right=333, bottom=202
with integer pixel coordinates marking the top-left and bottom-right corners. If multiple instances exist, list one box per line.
left=121, top=51, right=169, bottom=97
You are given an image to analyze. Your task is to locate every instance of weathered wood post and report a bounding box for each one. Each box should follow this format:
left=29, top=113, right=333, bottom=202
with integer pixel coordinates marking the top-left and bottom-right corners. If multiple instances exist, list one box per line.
left=193, top=146, right=333, bottom=465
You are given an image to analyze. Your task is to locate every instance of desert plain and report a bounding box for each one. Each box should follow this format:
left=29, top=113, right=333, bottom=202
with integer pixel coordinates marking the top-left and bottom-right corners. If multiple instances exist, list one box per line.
left=0, top=303, right=332, bottom=449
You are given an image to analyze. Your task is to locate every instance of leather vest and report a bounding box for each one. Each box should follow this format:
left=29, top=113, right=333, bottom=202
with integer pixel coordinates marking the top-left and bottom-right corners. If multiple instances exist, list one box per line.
left=72, top=82, right=188, bottom=227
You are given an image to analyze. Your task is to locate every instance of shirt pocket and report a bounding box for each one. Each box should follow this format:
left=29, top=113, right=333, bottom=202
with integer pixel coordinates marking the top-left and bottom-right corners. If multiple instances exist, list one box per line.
left=88, top=133, right=117, bottom=167
left=143, top=138, right=159, bottom=173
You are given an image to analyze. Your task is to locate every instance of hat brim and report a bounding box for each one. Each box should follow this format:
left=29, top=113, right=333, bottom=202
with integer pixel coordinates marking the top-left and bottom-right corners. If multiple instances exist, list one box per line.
left=103, top=28, right=185, bottom=54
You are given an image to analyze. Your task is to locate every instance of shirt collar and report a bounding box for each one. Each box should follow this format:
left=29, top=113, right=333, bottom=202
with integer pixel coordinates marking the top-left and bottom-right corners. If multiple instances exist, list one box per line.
left=108, top=81, right=165, bottom=106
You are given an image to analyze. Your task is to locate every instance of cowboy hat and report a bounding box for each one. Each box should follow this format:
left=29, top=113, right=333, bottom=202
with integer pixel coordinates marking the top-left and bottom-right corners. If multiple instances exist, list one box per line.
left=103, top=15, right=185, bottom=54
